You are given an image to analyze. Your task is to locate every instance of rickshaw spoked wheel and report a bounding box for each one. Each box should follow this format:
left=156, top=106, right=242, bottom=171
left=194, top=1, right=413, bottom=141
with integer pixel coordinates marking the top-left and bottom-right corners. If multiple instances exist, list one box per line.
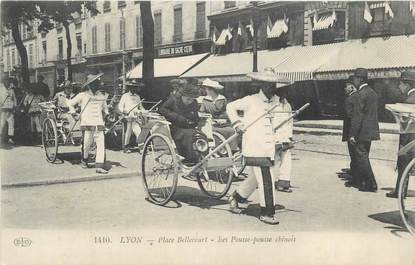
left=196, top=131, right=234, bottom=199
left=142, top=133, right=178, bottom=205
left=42, top=118, right=59, bottom=163
left=398, top=157, right=415, bottom=237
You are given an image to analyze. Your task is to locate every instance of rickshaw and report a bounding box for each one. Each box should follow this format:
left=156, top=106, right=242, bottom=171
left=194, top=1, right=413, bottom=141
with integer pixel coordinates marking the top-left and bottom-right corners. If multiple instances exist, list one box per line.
left=140, top=102, right=309, bottom=206
left=386, top=103, right=415, bottom=236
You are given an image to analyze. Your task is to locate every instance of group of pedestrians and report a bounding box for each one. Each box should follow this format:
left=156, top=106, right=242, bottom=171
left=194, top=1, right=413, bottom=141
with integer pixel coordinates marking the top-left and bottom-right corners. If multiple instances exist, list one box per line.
left=0, top=75, right=50, bottom=145
left=342, top=68, right=415, bottom=196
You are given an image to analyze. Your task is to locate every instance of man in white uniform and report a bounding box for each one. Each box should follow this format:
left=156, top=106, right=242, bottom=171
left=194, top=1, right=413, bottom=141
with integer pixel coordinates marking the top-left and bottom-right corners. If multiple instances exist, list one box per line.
left=53, top=80, right=77, bottom=133
left=68, top=73, right=109, bottom=174
left=226, top=69, right=293, bottom=225
left=118, top=80, right=145, bottom=153
left=0, top=76, right=17, bottom=144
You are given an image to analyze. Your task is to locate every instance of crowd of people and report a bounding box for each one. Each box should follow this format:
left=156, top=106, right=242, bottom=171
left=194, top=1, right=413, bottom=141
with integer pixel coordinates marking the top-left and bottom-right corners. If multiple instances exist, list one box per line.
left=2, top=66, right=414, bottom=224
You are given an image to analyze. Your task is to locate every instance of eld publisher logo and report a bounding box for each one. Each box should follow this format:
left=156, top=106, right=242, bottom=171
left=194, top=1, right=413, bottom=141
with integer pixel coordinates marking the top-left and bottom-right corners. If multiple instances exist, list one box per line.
left=13, top=237, right=32, bottom=247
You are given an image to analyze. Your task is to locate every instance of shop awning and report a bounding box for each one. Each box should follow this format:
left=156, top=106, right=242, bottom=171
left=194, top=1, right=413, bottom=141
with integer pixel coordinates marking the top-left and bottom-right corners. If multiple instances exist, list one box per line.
left=270, top=42, right=343, bottom=81
left=315, top=35, right=415, bottom=80
left=127, top=53, right=209, bottom=79
left=181, top=49, right=296, bottom=82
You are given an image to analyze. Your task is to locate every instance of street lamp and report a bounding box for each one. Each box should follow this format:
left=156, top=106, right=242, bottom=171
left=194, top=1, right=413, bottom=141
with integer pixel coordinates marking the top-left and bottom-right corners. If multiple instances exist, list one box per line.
left=251, top=1, right=261, bottom=72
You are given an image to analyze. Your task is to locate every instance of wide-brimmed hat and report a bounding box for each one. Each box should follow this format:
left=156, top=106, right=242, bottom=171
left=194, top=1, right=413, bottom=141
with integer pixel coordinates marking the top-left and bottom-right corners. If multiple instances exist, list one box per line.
left=181, top=83, right=199, bottom=98
left=351, top=68, right=368, bottom=79
left=202, top=78, right=224, bottom=90
left=400, top=70, right=415, bottom=82
left=82, top=73, right=104, bottom=88
left=126, top=79, right=144, bottom=87
left=247, top=68, right=293, bottom=88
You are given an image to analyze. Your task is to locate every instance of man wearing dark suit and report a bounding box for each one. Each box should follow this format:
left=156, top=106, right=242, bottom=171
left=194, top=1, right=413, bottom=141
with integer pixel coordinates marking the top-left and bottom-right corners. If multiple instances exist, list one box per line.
left=342, top=80, right=361, bottom=186
left=386, top=70, right=415, bottom=198
left=349, top=68, right=380, bottom=192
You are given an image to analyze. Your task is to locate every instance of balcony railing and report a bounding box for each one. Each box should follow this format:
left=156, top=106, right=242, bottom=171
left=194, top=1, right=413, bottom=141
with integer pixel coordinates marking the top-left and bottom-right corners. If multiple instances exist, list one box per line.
left=195, top=30, right=206, bottom=39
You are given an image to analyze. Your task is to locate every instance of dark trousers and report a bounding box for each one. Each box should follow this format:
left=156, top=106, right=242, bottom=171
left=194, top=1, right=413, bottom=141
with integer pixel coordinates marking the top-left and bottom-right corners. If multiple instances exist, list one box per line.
left=347, top=141, right=358, bottom=182
left=396, top=133, right=415, bottom=193
left=172, top=128, right=197, bottom=163
left=355, top=141, right=377, bottom=188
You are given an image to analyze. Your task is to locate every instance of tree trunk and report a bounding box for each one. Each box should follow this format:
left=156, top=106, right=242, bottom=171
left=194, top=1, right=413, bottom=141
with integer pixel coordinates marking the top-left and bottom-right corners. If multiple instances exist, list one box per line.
left=63, top=21, right=72, bottom=81
left=140, top=1, right=154, bottom=97
left=11, top=21, right=30, bottom=85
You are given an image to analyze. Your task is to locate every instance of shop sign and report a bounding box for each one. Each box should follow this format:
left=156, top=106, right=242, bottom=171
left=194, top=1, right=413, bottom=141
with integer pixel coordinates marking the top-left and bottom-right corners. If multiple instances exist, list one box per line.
left=158, top=45, right=193, bottom=57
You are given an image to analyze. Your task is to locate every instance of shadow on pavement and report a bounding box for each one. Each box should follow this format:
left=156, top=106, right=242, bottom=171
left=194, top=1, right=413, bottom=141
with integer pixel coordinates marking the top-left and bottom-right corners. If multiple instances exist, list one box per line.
left=368, top=210, right=410, bottom=237
left=172, top=186, right=229, bottom=210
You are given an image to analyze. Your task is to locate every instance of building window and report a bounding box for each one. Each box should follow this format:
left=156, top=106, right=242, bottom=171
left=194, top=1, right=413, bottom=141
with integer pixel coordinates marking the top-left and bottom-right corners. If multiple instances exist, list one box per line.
left=196, top=2, right=206, bottom=39
left=92, top=26, right=97, bottom=54
left=11, top=49, right=15, bottom=67
left=76, top=33, right=82, bottom=54
left=28, top=44, right=34, bottom=68
left=27, top=23, right=33, bottom=38
left=312, top=11, right=346, bottom=45
left=118, top=1, right=126, bottom=9
left=224, top=1, right=236, bottom=9
left=136, top=15, right=143, bottom=47
left=173, top=6, right=183, bottom=42
left=369, top=7, right=391, bottom=36
left=58, top=37, right=63, bottom=59
left=42, top=41, right=47, bottom=62
left=154, top=12, right=162, bottom=45
left=103, top=1, right=111, bottom=13
left=90, top=0, right=97, bottom=16
left=105, top=23, right=111, bottom=52
left=120, top=19, right=126, bottom=50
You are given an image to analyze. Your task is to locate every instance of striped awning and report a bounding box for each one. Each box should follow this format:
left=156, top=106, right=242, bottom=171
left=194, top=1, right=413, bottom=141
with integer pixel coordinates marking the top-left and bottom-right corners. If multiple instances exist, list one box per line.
left=315, top=35, right=415, bottom=80
left=369, top=2, right=386, bottom=9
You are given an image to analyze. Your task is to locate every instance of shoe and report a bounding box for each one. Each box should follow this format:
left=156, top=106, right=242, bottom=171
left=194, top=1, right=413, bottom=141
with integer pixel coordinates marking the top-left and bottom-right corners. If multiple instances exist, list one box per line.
left=276, top=186, right=293, bottom=193
left=386, top=191, right=398, bottom=198
left=8, top=138, right=15, bottom=145
left=96, top=168, right=108, bottom=174
left=123, top=148, right=132, bottom=153
left=259, top=215, right=279, bottom=225
left=228, top=196, right=243, bottom=214
left=81, top=160, right=89, bottom=169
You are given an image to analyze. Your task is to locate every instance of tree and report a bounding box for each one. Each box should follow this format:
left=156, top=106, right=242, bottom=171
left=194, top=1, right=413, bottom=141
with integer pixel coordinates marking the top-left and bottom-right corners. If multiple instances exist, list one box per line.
left=37, top=1, right=98, bottom=81
left=140, top=1, right=154, bottom=95
left=1, top=1, right=41, bottom=84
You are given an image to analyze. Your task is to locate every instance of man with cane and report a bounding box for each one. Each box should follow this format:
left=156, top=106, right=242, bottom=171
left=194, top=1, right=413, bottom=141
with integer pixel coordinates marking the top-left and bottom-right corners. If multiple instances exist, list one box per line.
left=226, top=69, right=295, bottom=225
left=68, top=73, right=109, bottom=174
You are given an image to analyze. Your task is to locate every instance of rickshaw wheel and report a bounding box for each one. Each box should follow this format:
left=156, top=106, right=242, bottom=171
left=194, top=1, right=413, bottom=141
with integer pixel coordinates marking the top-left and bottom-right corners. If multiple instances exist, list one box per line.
left=197, top=132, right=234, bottom=199
left=398, top=158, right=415, bottom=237
left=42, top=118, right=59, bottom=163
left=142, top=133, right=178, bottom=205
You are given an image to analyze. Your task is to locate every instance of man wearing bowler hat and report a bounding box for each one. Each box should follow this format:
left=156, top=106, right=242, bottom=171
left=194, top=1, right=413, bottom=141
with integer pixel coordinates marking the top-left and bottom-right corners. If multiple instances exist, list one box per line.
left=159, top=83, right=200, bottom=166
left=226, top=68, right=294, bottom=225
left=349, top=68, right=379, bottom=192
left=386, top=69, right=415, bottom=198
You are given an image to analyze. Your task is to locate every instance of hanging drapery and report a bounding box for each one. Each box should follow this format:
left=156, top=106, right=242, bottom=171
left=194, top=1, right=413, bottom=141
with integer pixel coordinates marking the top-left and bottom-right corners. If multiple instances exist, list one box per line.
left=215, top=25, right=233, bottom=46
left=364, top=2, right=373, bottom=23
left=410, top=1, right=415, bottom=16
left=313, top=10, right=337, bottom=31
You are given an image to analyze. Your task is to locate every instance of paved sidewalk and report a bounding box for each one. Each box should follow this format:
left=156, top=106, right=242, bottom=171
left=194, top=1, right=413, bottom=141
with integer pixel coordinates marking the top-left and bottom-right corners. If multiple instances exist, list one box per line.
left=1, top=145, right=141, bottom=188
left=294, top=120, right=399, bottom=135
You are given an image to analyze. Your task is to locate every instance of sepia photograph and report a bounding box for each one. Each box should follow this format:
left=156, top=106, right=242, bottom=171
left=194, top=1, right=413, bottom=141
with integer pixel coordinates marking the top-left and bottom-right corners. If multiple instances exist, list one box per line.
left=1, top=0, right=414, bottom=264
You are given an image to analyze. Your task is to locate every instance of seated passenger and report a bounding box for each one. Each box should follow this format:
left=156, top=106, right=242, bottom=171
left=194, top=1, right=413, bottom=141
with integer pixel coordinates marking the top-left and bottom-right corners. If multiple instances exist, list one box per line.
left=159, top=83, right=200, bottom=166
left=53, top=80, right=77, bottom=132
left=199, top=78, right=227, bottom=119
left=118, top=80, right=145, bottom=153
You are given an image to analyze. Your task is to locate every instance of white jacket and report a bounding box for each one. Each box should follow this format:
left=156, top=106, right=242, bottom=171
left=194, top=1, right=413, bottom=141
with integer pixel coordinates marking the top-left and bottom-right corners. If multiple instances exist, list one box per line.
left=118, top=92, right=144, bottom=117
left=226, top=90, right=293, bottom=159
left=68, top=90, right=108, bottom=127
left=0, top=84, right=17, bottom=109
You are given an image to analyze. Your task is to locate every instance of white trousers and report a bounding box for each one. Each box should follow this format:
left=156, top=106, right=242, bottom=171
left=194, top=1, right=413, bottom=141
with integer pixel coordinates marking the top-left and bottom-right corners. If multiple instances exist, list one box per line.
left=124, top=121, right=141, bottom=146
left=83, top=129, right=105, bottom=168
left=29, top=113, right=42, bottom=133
left=0, top=110, right=14, bottom=136
left=275, top=150, right=292, bottom=188
left=235, top=149, right=292, bottom=215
